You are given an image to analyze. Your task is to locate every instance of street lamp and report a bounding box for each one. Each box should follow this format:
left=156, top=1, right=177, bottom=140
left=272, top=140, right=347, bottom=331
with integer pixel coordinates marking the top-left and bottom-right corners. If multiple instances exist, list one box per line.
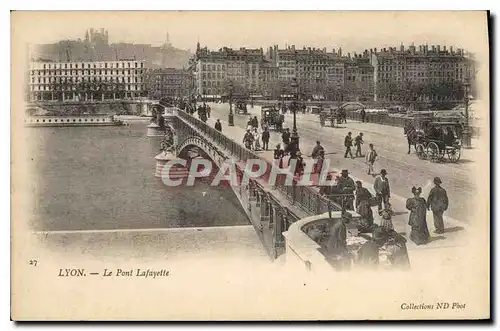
left=461, top=79, right=472, bottom=148
left=228, top=81, right=234, bottom=126
left=290, top=77, right=300, bottom=156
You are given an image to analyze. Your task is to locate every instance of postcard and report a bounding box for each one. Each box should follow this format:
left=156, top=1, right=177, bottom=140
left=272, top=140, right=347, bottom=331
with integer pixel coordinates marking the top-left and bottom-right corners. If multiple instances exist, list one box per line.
left=11, top=10, right=490, bottom=320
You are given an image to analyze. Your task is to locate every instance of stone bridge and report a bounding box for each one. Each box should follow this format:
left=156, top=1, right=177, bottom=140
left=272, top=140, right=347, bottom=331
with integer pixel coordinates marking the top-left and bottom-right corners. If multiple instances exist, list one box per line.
left=160, top=106, right=343, bottom=259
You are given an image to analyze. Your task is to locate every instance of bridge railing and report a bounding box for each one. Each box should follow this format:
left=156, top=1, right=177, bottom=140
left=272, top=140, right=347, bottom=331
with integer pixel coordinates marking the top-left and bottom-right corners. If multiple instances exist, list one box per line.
left=176, top=110, right=344, bottom=217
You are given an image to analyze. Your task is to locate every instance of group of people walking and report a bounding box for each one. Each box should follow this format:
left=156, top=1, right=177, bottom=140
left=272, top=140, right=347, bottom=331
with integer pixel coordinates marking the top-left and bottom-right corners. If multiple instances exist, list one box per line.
left=243, top=116, right=271, bottom=152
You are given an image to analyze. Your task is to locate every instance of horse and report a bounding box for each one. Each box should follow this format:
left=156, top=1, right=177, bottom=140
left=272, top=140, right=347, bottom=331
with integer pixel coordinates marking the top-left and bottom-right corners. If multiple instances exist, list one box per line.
left=403, top=123, right=425, bottom=154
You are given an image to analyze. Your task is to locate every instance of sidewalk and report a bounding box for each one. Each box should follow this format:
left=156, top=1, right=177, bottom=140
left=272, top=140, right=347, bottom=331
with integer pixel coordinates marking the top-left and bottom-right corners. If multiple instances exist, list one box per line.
left=205, top=115, right=469, bottom=254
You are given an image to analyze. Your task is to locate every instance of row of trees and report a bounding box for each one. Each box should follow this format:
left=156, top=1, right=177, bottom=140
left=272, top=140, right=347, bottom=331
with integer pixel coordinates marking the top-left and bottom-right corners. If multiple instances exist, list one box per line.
left=376, top=79, right=466, bottom=108
left=213, top=78, right=468, bottom=106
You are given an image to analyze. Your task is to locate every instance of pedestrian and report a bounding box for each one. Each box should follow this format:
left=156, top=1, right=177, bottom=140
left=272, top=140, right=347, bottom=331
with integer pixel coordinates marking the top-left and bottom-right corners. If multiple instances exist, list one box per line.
left=314, top=150, right=326, bottom=174
left=355, top=181, right=374, bottom=233
left=319, top=172, right=334, bottom=196
left=311, top=140, right=324, bottom=159
left=251, top=116, right=259, bottom=129
left=292, top=151, right=305, bottom=175
left=406, top=186, right=430, bottom=246
left=344, top=132, right=354, bottom=159
left=273, top=144, right=284, bottom=168
left=261, top=127, right=270, bottom=151
left=426, top=177, right=449, bottom=234
left=379, top=205, right=395, bottom=231
left=281, top=128, right=291, bottom=153
left=243, top=129, right=254, bottom=150
left=252, top=127, right=261, bottom=151
left=337, top=170, right=356, bottom=210
left=354, top=133, right=364, bottom=157
left=247, top=116, right=253, bottom=131
left=325, top=211, right=353, bottom=271
left=356, top=227, right=388, bottom=268
left=378, top=226, right=410, bottom=269
left=365, top=143, right=378, bottom=175
left=373, top=169, right=390, bottom=212
left=214, top=119, right=222, bottom=132
left=360, top=108, right=366, bottom=123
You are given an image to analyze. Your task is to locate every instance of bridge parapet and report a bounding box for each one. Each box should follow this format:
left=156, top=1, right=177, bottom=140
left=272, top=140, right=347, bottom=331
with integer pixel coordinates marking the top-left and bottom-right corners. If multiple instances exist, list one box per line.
left=175, top=110, right=342, bottom=216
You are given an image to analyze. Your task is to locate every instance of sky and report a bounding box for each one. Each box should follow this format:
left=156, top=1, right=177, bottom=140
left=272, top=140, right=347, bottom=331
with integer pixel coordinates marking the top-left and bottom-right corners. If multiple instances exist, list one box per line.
left=11, top=11, right=488, bottom=56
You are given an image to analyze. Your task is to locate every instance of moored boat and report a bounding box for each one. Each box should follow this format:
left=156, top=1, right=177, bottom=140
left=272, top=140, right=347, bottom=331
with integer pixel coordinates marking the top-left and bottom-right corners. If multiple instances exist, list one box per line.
left=24, top=114, right=124, bottom=127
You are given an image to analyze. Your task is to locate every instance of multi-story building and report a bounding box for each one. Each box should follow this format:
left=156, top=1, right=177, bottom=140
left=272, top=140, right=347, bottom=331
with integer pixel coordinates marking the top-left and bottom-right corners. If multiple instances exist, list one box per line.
left=145, top=68, right=194, bottom=99
left=28, top=59, right=146, bottom=102
left=194, top=43, right=276, bottom=98
left=370, top=44, right=474, bottom=103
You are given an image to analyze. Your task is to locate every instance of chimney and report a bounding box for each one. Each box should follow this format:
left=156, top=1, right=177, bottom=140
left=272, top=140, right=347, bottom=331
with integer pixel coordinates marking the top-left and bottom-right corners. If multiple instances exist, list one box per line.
left=308, top=47, right=311, bottom=52
left=443, top=45, right=447, bottom=52
left=450, top=46, right=454, bottom=54
left=291, top=45, right=295, bottom=51
left=323, top=47, right=326, bottom=53
left=437, top=45, right=441, bottom=52
left=339, top=47, right=342, bottom=56
left=332, top=48, right=336, bottom=55
left=374, top=47, right=377, bottom=53
left=348, top=52, right=351, bottom=58
left=400, top=44, right=404, bottom=51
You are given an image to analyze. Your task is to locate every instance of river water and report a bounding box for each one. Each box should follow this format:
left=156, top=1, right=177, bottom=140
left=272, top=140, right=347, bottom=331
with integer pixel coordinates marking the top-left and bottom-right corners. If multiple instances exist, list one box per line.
left=26, top=121, right=250, bottom=231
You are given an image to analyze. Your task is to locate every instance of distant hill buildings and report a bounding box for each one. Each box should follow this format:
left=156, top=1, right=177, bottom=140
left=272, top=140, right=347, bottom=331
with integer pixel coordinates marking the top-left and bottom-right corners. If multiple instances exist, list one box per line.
left=29, top=29, right=192, bottom=69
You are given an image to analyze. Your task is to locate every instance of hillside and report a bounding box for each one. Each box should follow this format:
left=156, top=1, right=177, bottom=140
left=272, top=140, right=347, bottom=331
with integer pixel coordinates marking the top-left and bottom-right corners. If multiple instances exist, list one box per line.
left=32, top=41, right=193, bottom=69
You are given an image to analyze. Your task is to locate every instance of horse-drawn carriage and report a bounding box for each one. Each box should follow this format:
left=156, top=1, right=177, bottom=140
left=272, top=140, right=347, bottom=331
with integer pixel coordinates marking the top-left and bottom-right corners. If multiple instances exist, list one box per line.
left=405, top=113, right=463, bottom=163
left=319, top=108, right=336, bottom=127
left=261, top=105, right=284, bottom=131
left=319, top=107, right=346, bottom=127
left=234, top=100, right=248, bottom=115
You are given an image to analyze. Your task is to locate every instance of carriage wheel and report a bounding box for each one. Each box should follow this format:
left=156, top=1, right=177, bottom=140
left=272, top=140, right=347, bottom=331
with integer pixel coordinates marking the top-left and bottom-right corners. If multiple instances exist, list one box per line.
left=448, top=147, right=461, bottom=162
left=426, top=142, right=440, bottom=162
left=415, top=144, right=426, bottom=159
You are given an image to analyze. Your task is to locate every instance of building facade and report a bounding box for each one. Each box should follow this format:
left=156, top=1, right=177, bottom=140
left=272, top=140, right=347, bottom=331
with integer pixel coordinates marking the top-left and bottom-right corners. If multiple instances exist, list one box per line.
left=28, top=59, right=146, bottom=102
left=145, top=68, right=194, bottom=99
left=194, top=44, right=275, bottom=98
left=370, top=44, right=473, bottom=104
left=193, top=42, right=475, bottom=104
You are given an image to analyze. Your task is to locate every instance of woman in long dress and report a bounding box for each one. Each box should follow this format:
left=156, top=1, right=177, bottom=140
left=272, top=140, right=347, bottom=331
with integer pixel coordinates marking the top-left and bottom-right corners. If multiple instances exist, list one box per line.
left=406, top=186, right=430, bottom=245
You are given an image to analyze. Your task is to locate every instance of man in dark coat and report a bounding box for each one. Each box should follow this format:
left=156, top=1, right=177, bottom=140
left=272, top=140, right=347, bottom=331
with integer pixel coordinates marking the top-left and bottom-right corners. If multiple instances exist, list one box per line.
left=281, top=128, right=291, bottom=153
left=214, top=119, right=222, bottom=132
left=261, top=127, right=270, bottom=150
left=251, top=116, right=259, bottom=128
left=360, top=108, right=366, bottom=123
left=344, top=132, right=354, bottom=158
left=337, top=170, right=356, bottom=210
left=427, top=177, right=449, bottom=234
left=354, top=133, right=364, bottom=157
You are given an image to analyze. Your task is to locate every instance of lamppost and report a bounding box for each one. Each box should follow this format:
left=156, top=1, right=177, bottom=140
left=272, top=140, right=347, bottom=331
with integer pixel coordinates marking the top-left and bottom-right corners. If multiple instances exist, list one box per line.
left=228, top=81, right=234, bottom=126
left=290, top=77, right=300, bottom=156
left=462, top=79, right=472, bottom=148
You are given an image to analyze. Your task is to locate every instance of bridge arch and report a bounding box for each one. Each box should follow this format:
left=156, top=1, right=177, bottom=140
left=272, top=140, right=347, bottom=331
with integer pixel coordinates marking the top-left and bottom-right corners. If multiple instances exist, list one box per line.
left=176, top=136, right=229, bottom=166
left=339, top=101, right=366, bottom=110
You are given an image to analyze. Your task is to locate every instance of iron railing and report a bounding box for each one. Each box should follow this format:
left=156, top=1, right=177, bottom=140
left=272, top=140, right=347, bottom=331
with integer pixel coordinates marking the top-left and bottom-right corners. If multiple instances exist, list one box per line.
left=176, top=110, right=345, bottom=216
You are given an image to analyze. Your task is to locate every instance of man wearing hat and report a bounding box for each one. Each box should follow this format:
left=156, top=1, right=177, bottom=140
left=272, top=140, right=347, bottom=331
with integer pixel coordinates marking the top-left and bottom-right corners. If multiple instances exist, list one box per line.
left=374, top=169, right=391, bottom=212
left=338, top=170, right=356, bottom=210
left=426, top=177, right=449, bottom=234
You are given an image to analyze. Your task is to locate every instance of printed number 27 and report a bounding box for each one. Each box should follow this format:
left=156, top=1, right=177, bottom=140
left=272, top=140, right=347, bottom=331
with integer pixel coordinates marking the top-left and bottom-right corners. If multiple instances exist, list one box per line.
left=29, top=260, right=37, bottom=266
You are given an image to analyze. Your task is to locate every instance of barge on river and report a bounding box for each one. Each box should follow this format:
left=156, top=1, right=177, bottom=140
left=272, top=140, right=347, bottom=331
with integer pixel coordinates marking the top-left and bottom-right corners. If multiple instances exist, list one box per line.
left=24, top=114, right=124, bottom=127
